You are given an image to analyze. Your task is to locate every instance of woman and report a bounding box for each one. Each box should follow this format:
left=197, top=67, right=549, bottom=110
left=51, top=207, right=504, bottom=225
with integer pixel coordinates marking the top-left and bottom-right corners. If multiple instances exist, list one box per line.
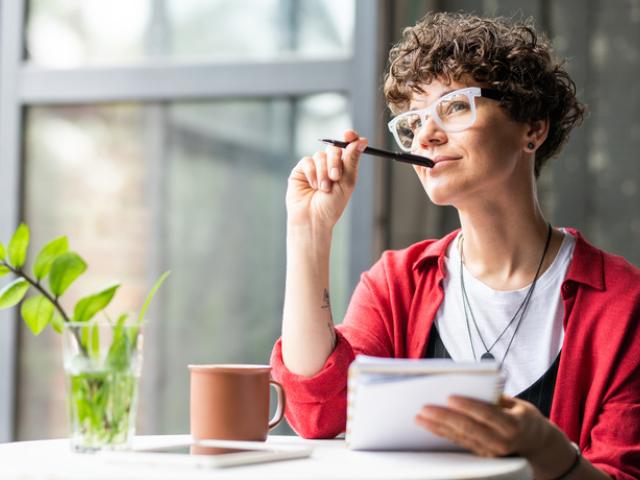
left=270, top=12, right=639, bottom=480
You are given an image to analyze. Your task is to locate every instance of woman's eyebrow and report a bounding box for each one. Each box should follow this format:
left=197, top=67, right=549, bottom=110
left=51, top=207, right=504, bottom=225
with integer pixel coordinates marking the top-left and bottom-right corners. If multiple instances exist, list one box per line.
left=410, top=89, right=458, bottom=110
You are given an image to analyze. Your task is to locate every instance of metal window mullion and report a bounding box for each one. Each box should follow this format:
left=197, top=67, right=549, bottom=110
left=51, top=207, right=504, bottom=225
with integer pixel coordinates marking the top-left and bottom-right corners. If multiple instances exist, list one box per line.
left=0, top=0, right=26, bottom=443
left=141, top=0, right=169, bottom=437
left=18, top=59, right=352, bottom=105
left=141, top=103, right=169, bottom=436
left=347, top=0, right=383, bottom=293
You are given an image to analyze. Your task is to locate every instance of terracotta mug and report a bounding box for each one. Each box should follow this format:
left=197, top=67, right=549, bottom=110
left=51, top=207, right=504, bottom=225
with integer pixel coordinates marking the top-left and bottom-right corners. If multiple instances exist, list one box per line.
left=188, top=364, right=285, bottom=442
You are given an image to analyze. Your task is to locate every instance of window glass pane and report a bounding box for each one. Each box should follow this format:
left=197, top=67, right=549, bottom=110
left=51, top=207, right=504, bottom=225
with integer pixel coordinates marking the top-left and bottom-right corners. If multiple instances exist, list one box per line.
left=159, top=95, right=350, bottom=434
left=26, top=0, right=355, bottom=67
left=18, top=104, right=151, bottom=439
left=17, top=94, right=350, bottom=439
left=167, top=0, right=355, bottom=60
left=26, top=0, right=151, bottom=66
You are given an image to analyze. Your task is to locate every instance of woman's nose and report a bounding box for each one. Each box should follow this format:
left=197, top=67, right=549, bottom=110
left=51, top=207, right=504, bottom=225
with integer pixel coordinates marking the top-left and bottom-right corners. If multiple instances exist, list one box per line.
left=414, top=115, right=447, bottom=148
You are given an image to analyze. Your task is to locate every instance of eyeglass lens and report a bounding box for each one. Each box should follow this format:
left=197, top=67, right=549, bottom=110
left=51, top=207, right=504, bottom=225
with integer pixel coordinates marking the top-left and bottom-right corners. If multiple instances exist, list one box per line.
left=393, top=92, right=475, bottom=149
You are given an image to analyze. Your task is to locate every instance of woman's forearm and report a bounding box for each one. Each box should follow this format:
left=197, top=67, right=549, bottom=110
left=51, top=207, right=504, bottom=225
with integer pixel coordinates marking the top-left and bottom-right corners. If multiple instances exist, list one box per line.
left=281, top=225, right=337, bottom=377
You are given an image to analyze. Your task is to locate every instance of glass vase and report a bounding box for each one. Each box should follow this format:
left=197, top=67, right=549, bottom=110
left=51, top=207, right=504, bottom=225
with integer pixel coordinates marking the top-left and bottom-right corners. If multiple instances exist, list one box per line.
left=62, top=320, right=143, bottom=452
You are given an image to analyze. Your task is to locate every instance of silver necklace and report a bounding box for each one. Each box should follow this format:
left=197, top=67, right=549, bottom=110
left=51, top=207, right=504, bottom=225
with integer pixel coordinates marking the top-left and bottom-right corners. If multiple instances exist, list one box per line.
left=459, top=224, right=552, bottom=366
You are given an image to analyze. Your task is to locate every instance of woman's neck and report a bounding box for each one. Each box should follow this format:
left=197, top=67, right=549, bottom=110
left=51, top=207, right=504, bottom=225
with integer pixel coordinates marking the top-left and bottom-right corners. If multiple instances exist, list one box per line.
left=457, top=197, right=563, bottom=291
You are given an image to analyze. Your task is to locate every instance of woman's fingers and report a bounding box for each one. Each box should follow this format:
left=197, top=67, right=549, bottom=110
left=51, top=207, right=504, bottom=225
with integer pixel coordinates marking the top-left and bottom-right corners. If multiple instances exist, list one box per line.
left=286, top=131, right=368, bottom=229
left=327, top=145, right=343, bottom=181
left=343, top=129, right=359, bottom=143
left=416, top=405, right=513, bottom=456
left=499, top=395, right=517, bottom=408
left=449, top=395, right=549, bottom=456
left=417, top=415, right=499, bottom=457
left=341, top=130, right=367, bottom=185
left=312, top=151, right=331, bottom=192
left=447, top=396, right=519, bottom=439
left=299, top=156, right=317, bottom=190
left=293, top=131, right=367, bottom=193
left=416, top=395, right=554, bottom=462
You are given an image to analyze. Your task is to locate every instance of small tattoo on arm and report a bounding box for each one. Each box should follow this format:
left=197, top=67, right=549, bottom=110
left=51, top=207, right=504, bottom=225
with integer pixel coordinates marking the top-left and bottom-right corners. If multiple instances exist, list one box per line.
left=321, top=288, right=337, bottom=347
left=321, top=288, right=331, bottom=310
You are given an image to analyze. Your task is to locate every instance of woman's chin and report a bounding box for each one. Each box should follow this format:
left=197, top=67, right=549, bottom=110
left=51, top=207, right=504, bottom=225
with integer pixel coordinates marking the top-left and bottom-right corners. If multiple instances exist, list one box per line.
left=423, top=182, right=456, bottom=206
left=426, top=194, right=453, bottom=206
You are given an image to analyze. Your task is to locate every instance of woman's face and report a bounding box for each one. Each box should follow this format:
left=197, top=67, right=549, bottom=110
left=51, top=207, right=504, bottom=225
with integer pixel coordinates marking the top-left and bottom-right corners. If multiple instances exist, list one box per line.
left=408, top=78, right=531, bottom=207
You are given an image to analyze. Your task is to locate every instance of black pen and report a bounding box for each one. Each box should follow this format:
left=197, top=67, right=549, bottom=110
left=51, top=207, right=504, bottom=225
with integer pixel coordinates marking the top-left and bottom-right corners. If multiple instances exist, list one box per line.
left=319, top=138, right=434, bottom=168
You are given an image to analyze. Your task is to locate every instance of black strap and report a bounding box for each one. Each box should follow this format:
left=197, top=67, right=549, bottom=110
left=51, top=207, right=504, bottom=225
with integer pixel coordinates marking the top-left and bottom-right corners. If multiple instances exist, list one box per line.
left=424, top=324, right=560, bottom=418
left=550, top=442, right=581, bottom=479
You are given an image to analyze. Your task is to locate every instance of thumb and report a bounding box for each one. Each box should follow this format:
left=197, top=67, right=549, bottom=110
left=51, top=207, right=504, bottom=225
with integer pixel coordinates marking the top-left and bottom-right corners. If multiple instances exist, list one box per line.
left=342, top=137, right=368, bottom=185
left=499, top=395, right=517, bottom=409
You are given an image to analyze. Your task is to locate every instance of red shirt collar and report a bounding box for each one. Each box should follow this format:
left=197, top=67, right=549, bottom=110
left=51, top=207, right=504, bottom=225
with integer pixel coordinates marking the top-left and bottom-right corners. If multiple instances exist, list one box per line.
left=412, top=227, right=605, bottom=291
left=563, top=228, right=604, bottom=291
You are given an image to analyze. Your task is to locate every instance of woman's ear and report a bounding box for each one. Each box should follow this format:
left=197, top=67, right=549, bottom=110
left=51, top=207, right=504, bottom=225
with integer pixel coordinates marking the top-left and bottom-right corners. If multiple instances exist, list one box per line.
left=524, top=119, right=549, bottom=153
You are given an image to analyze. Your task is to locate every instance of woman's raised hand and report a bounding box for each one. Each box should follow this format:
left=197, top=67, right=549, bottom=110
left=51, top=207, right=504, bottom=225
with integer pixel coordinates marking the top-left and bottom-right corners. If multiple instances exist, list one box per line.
left=286, top=130, right=367, bottom=231
left=282, top=129, right=367, bottom=377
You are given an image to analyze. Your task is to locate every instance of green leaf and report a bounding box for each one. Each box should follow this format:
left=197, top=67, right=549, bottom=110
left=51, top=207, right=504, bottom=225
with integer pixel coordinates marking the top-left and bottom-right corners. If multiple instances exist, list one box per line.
left=20, top=295, right=54, bottom=336
left=49, top=252, right=87, bottom=297
left=106, top=327, right=131, bottom=371
left=8, top=223, right=29, bottom=268
left=51, top=310, right=65, bottom=334
left=137, top=271, right=170, bottom=324
left=0, top=242, right=6, bottom=260
left=0, top=278, right=30, bottom=309
left=89, top=324, right=100, bottom=359
left=116, top=313, right=129, bottom=327
left=33, top=236, right=68, bottom=280
left=105, top=314, right=137, bottom=371
left=0, top=265, right=10, bottom=277
left=73, top=283, right=120, bottom=323
left=80, top=325, right=90, bottom=351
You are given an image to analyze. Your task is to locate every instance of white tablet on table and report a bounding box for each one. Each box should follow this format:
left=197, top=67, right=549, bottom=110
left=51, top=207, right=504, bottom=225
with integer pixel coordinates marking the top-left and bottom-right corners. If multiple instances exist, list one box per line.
left=100, top=439, right=312, bottom=469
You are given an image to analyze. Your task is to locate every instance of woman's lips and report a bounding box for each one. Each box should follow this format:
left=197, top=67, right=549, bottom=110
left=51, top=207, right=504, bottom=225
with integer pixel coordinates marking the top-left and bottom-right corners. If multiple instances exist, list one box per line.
left=432, top=155, right=462, bottom=166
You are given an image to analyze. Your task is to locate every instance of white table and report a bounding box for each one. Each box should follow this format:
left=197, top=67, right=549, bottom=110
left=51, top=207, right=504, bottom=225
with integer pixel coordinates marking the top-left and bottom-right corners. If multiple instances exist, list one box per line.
left=0, top=435, right=533, bottom=480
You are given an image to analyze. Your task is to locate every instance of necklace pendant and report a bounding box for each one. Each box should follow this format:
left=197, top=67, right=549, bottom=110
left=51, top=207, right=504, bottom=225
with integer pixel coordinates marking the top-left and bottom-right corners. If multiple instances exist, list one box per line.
left=481, top=352, right=495, bottom=361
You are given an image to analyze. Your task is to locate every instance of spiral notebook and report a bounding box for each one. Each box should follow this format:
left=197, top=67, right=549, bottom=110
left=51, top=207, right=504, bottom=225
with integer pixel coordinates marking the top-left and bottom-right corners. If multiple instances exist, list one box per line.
left=346, top=355, right=504, bottom=451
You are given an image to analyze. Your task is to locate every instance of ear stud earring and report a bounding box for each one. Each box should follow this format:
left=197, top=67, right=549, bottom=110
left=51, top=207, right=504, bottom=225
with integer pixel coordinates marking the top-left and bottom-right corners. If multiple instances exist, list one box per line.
left=527, top=142, right=535, bottom=150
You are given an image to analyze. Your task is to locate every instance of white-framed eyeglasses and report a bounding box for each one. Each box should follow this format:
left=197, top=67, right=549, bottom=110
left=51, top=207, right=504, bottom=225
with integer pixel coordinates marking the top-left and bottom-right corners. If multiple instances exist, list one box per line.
left=387, top=87, right=504, bottom=152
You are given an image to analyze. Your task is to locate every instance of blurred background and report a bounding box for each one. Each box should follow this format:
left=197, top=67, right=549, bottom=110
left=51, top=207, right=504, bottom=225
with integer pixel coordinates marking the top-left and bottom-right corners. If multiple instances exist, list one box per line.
left=0, top=0, right=638, bottom=442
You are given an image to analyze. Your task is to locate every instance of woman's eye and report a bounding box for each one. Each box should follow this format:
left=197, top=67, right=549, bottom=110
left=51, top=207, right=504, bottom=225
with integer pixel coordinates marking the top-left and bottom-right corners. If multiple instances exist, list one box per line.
left=398, top=125, right=412, bottom=137
left=443, top=101, right=469, bottom=115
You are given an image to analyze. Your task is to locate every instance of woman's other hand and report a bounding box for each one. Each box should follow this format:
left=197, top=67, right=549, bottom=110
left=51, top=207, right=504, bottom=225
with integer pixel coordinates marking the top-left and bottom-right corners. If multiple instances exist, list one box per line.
left=415, top=395, right=588, bottom=479
left=286, top=130, right=367, bottom=231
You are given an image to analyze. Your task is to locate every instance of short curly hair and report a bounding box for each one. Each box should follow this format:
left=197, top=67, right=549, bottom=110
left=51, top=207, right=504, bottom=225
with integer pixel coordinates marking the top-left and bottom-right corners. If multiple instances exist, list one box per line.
left=384, top=12, right=586, bottom=177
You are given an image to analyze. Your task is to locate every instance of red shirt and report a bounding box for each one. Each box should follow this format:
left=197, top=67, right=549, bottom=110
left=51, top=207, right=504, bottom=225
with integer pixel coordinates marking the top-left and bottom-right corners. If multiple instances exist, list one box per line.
left=270, top=229, right=640, bottom=480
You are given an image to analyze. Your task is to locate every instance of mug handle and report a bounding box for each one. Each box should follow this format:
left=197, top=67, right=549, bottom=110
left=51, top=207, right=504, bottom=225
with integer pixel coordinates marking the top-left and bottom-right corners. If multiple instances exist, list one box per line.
left=268, top=380, right=286, bottom=430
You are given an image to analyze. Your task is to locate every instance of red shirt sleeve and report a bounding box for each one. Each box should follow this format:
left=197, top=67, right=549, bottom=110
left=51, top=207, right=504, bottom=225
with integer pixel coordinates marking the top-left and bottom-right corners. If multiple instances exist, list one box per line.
left=582, top=304, right=640, bottom=480
left=586, top=404, right=640, bottom=480
left=270, top=257, right=398, bottom=439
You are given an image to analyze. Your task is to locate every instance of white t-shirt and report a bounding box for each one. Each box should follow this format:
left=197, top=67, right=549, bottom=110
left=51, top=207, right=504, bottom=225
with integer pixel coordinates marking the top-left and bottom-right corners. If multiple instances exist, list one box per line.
left=434, top=230, right=576, bottom=395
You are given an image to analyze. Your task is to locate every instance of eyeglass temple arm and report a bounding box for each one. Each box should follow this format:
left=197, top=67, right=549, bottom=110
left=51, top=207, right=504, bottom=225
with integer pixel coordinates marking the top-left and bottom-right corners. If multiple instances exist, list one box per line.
left=480, top=88, right=504, bottom=100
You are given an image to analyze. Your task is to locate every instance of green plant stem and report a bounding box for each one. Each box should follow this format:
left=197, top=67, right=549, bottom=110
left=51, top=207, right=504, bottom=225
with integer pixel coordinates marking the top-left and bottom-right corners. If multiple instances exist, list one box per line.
left=1, top=261, right=88, bottom=355
left=2, top=261, right=70, bottom=322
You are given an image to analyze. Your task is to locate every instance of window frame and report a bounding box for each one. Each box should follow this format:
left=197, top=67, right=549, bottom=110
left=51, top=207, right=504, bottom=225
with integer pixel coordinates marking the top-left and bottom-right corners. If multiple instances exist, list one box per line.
left=0, top=0, right=383, bottom=441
